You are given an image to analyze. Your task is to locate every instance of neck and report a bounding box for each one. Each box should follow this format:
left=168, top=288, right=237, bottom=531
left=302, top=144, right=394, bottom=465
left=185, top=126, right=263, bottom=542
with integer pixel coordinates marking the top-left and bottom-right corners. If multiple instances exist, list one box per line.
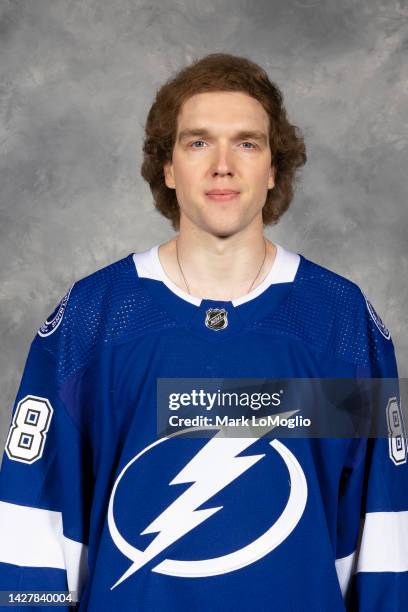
left=158, top=224, right=277, bottom=301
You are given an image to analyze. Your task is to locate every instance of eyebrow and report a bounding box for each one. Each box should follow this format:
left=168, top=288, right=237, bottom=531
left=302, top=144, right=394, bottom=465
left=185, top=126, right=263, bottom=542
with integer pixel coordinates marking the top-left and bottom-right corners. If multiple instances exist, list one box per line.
left=177, top=128, right=268, bottom=145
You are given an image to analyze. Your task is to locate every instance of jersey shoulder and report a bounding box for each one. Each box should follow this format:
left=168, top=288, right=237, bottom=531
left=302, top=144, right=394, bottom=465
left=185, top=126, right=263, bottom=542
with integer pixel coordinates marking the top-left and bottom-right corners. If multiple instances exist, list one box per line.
left=257, top=254, right=394, bottom=371
left=34, top=253, right=176, bottom=383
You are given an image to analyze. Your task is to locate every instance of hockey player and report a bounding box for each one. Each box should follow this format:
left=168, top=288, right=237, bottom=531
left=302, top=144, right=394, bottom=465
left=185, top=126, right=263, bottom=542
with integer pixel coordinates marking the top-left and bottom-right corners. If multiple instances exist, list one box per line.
left=0, top=53, right=406, bottom=611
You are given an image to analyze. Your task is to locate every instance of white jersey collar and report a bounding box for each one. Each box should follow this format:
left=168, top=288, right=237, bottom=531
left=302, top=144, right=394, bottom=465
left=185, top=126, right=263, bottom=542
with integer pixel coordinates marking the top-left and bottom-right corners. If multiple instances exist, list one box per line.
left=133, top=242, right=300, bottom=307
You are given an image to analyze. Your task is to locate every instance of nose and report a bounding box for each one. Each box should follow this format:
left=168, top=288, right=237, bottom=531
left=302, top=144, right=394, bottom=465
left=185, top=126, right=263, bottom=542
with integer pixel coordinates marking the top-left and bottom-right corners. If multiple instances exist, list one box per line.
left=211, top=145, right=234, bottom=177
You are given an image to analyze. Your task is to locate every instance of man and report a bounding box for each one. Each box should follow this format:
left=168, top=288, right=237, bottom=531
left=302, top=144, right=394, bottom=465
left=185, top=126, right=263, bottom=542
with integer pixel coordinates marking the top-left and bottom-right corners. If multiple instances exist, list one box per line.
left=0, top=53, right=407, bottom=611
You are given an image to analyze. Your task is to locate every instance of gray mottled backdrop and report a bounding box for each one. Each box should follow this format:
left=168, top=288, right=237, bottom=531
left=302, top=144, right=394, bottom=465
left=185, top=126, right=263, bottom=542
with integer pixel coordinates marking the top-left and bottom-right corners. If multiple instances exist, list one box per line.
left=1, top=0, right=407, bottom=450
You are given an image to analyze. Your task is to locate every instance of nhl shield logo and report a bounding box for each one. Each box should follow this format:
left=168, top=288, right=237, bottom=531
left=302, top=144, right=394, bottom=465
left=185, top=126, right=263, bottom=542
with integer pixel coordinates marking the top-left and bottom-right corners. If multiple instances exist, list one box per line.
left=205, top=308, right=228, bottom=331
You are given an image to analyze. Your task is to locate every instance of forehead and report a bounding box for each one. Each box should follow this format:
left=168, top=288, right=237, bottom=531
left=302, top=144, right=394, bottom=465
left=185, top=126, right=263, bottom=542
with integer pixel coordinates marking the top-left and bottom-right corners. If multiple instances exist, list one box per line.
left=176, top=91, right=269, bottom=133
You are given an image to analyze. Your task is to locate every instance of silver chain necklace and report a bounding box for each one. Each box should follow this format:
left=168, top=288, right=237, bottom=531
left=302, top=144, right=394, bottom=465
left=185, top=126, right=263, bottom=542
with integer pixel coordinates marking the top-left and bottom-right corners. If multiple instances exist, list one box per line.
left=175, top=237, right=268, bottom=297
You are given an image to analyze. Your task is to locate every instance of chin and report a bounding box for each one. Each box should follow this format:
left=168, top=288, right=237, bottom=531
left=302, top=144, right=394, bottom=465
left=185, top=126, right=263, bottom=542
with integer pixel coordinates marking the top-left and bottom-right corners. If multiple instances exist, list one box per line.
left=204, top=222, right=244, bottom=239
left=204, top=212, right=255, bottom=237
left=183, top=207, right=252, bottom=238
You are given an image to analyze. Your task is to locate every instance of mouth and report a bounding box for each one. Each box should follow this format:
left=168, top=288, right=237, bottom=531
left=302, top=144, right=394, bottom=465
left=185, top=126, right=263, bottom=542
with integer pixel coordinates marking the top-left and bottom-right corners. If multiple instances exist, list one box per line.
left=205, top=190, right=240, bottom=202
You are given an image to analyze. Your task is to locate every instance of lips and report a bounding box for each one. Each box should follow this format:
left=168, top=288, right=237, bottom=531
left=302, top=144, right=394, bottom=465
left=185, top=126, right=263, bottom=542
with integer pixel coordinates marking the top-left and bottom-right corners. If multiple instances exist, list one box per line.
left=205, top=189, right=240, bottom=202
left=206, top=189, right=240, bottom=195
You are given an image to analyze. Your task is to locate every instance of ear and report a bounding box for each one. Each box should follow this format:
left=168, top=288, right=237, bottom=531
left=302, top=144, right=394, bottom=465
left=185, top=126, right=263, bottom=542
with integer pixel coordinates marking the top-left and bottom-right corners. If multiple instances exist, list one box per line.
left=268, top=165, right=276, bottom=190
left=163, top=161, right=176, bottom=189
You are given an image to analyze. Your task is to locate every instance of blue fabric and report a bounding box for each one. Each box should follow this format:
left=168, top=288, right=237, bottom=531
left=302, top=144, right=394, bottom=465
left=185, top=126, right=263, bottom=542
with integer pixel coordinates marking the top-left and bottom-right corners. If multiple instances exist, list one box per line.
left=0, top=251, right=406, bottom=611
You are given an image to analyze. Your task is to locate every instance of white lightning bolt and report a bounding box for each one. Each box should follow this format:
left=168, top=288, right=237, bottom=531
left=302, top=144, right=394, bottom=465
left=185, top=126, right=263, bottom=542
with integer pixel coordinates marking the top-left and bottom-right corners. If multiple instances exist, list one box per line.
left=112, top=411, right=298, bottom=589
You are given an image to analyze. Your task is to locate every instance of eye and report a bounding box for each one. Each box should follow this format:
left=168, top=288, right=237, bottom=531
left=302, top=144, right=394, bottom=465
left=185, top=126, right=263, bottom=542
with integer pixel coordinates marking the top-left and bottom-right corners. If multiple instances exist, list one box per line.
left=190, top=140, right=207, bottom=148
left=241, top=142, right=256, bottom=149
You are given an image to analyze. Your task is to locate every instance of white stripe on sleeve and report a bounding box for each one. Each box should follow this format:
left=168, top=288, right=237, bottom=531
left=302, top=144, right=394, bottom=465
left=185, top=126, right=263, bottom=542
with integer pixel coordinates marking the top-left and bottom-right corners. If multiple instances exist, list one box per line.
left=0, top=501, right=88, bottom=593
left=356, top=510, right=408, bottom=573
left=335, top=550, right=357, bottom=597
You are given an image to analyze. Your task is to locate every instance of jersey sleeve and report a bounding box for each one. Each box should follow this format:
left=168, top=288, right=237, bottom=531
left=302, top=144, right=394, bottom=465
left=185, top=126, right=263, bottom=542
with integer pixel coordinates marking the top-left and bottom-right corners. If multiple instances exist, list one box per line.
left=335, top=295, right=408, bottom=611
left=0, top=299, right=92, bottom=609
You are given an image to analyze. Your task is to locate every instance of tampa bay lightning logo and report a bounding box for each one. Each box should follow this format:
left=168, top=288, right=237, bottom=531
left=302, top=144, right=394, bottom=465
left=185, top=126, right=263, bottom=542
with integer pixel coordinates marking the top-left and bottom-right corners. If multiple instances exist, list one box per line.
left=38, top=285, right=73, bottom=337
left=108, top=426, right=307, bottom=589
left=363, top=294, right=390, bottom=340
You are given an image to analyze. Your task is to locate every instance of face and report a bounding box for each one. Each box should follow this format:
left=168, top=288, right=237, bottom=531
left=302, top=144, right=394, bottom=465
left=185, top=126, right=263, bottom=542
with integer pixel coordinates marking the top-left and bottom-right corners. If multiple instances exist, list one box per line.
left=163, top=91, right=275, bottom=237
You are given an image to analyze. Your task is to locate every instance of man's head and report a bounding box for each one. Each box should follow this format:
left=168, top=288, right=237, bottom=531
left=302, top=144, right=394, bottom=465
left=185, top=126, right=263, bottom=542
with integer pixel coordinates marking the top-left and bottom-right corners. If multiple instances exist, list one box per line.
left=141, top=53, right=306, bottom=234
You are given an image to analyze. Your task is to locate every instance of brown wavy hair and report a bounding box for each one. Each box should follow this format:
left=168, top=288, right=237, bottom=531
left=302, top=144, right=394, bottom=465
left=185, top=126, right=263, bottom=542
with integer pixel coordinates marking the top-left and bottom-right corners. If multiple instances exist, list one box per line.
left=141, top=53, right=307, bottom=231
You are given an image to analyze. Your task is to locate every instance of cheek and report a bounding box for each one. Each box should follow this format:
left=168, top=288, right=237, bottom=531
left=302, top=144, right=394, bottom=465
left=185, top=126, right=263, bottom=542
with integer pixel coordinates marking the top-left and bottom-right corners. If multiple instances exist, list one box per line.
left=240, top=151, right=271, bottom=175
left=175, top=165, right=201, bottom=191
left=242, top=166, right=270, bottom=191
left=254, top=161, right=273, bottom=186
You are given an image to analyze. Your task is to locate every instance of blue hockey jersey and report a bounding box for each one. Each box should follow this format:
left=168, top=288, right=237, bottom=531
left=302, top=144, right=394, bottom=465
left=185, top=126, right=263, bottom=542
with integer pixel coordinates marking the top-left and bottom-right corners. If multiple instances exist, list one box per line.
left=0, top=243, right=407, bottom=611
